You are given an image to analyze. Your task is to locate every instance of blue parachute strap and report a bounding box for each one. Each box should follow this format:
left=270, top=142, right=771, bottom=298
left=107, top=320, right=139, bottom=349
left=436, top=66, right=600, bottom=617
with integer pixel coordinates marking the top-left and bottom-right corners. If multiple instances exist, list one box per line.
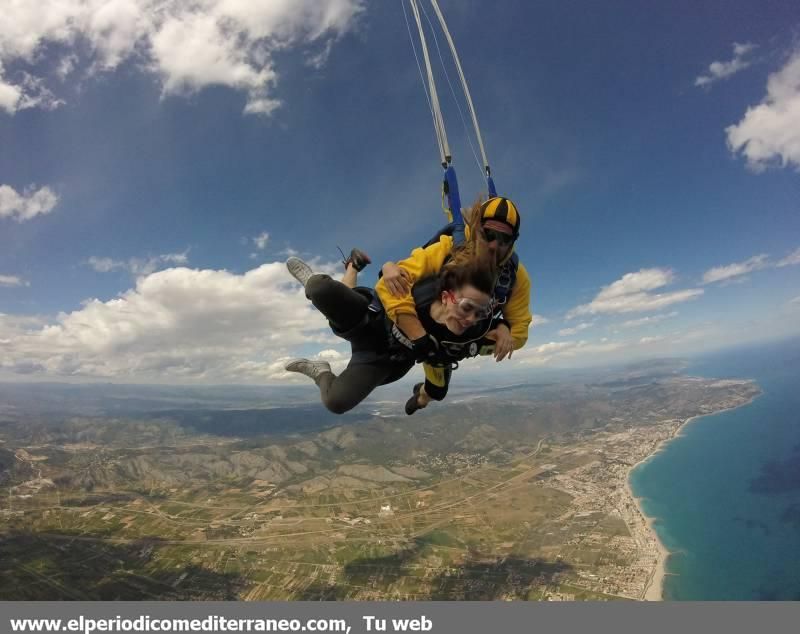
left=442, top=164, right=466, bottom=246
left=486, top=173, right=497, bottom=198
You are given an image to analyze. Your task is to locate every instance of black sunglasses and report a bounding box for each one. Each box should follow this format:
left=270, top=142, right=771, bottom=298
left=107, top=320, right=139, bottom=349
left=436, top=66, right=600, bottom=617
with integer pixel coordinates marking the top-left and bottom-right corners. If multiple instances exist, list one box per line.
left=481, top=227, right=515, bottom=246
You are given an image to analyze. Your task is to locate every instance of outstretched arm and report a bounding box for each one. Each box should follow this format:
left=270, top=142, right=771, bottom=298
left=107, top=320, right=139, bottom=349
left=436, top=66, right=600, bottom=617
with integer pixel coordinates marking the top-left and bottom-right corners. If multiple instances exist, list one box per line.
left=375, top=236, right=454, bottom=324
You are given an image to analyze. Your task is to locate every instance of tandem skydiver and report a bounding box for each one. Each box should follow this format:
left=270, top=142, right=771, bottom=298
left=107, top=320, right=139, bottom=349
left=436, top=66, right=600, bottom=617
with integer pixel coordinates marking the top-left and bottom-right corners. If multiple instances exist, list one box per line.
left=379, top=196, right=533, bottom=404
left=284, top=240, right=501, bottom=416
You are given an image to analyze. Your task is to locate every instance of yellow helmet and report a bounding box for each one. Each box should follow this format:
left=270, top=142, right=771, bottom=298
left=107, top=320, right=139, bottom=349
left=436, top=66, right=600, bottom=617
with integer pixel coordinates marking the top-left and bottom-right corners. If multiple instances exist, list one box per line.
left=480, top=197, right=521, bottom=237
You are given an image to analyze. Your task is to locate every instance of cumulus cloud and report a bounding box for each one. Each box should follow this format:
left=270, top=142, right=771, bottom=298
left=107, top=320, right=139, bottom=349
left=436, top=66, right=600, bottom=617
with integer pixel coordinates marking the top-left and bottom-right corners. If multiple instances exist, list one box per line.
left=0, top=313, right=47, bottom=353
left=726, top=51, right=800, bottom=171
left=702, top=254, right=769, bottom=284
left=0, top=262, right=347, bottom=382
left=639, top=335, right=664, bottom=345
left=0, top=184, right=59, bottom=221
left=88, top=251, right=189, bottom=276
left=620, top=312, right=678, bottom=328
left=0, top=0, right=364, bottom=115
left=695, top=42, right=756, bottom=87
left=0, top=274, right=28, bottom=287
left=776, top=247, right=800, bottom=268
left=567, top=268, right=703, bottom=318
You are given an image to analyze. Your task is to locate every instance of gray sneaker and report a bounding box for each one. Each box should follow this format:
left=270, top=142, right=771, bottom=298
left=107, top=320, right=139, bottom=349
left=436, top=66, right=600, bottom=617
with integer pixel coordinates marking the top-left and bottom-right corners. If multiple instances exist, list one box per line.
left=286, top=257, right=314, bottom=288
left=286, top=358, right=332, bottom=383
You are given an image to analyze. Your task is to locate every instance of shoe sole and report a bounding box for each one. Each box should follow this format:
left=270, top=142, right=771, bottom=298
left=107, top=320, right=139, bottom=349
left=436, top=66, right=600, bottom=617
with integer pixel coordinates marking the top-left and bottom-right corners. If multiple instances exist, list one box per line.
left=286, top=258, right=313, bottom=286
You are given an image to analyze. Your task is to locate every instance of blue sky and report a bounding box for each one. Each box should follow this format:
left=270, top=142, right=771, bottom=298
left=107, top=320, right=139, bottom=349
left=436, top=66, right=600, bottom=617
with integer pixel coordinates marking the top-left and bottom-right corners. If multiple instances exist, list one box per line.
left=1, top=0, right=799, bottom=384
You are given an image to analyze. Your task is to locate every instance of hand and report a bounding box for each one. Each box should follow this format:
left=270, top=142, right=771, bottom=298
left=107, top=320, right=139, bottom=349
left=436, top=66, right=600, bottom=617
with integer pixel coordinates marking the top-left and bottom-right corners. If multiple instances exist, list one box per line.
left=411, top=334, right=438, bottom=363
left=382, top=262, right=413, bottom=297
left=485, top=323, right=514, bottom=361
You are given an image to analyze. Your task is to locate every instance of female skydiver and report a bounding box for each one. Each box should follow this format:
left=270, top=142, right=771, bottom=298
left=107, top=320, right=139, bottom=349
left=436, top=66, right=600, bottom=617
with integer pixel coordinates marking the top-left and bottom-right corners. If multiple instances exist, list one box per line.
left=284, top=242, right=500, bottom=416
left=381, top=197, right=532, bottom=363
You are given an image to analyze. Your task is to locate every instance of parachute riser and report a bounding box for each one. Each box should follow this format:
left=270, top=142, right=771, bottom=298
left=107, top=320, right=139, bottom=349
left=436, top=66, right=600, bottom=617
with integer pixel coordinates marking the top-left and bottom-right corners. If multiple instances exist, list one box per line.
left=442, top=164, right=500, bottom=246
left=442, top=165, right=464, bottom=227
left=487, top=173, right=497, bottom=198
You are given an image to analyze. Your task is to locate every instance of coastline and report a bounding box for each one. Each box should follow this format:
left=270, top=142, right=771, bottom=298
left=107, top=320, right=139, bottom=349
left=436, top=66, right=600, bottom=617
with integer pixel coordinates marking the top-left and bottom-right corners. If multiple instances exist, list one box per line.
left=625, top=454, right=671, bottom=601
left=623, top=391, right=762, bottom=601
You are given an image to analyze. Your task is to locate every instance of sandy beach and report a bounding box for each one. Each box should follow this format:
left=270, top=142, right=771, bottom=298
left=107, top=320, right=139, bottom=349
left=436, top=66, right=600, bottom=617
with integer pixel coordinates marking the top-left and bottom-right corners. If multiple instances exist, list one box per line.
left=622, top=398, right=760, bottom=601
left=625, top=461, right=670, bottom=601
left=619, top=412, right=715, bottom=601
left=620, top=412, right=706, bottom=602
left=625, top=399, right=753, bottom=601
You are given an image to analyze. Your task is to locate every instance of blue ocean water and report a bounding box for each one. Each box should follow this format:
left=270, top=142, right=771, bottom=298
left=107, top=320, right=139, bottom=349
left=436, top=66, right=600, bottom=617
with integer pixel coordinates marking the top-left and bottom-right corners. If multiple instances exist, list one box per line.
left=628, top=337, right=800, bottom=600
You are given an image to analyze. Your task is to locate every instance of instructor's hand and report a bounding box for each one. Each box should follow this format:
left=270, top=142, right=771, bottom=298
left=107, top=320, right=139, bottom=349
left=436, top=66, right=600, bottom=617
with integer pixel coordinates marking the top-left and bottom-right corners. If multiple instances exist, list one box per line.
left=382, top=262, right=413, bottom=297
left=485, top=323, right=514, bottom=361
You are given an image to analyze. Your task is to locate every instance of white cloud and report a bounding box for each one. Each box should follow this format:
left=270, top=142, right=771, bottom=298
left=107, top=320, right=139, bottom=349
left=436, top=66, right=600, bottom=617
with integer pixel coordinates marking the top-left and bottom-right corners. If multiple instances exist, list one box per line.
left=702, top=254, right=769, bottom=284
left=567, top=268, right=703, bottom=318
left=726, top=51, right=800, bottom=171
left=776, top=247, right=800, bottom=268
left=0, top=184, right=59, bottom=221
left=558, top=321, right=593, bottom=337
left=0, top=65, right=21, bottom=113
left=16, top=72, right=65, bottom=111
left=695, top=42, right=756, bottom=87
left=0, top=0, right=364, bottom=116
left=253, top=231, right=270, bottom=250
left=620, top=311, right=678, bottom=328
left=88, top=251, right=190, bottom=276
left=0, top=274, right=28, bottom=287
left=0, top=261, right=348, bottom=382
left=532, top=313, right=549, bottom=326
left=515, top=339, right=624, bottom=366
left=56, top=54, right=78, bottom=80
left=734, top=43, right=757, bottom=56
left=0, top=312, right=47, bottom=355
left=88, top=257, right=125, bottom=273
left=639, top=335, right=664, bottom=345
left=0, top=64, right=65, bottom=114
left=595, top=268, right=674, bottom=300
left=278, top=247, right=300, bottom=258
left=788, top=296, right=800, bottom=307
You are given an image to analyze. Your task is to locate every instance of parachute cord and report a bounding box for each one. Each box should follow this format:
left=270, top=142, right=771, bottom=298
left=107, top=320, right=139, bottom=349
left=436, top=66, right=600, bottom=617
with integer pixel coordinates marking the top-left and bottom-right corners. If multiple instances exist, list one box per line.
left=409, top=0, right=450, bottom=165
left=401, top=0, right=441, bottom=164
left=429, top=0, right=491, bottom=176
left=418, top=0, right=484, bottom=180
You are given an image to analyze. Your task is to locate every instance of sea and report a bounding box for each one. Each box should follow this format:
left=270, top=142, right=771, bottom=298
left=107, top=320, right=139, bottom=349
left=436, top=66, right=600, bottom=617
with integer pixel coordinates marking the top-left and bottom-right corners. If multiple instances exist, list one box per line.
left=628, top=336, right=800, bottom=600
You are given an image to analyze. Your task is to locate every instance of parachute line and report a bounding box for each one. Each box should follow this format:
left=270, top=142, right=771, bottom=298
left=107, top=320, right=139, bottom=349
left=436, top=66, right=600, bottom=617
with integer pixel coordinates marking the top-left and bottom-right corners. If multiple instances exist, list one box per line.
left=429, top=0, right=491, bottom=176
left=401, top=0, right=441, bottom=162
left=418, top=0, right=484, bottom=180
left=408, top=0, right=450, bottom=165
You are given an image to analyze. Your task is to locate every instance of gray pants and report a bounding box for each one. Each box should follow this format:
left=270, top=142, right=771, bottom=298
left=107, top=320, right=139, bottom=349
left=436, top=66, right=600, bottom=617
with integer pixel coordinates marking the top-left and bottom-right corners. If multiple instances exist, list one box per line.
left=305, top=274, right=413, bottom=414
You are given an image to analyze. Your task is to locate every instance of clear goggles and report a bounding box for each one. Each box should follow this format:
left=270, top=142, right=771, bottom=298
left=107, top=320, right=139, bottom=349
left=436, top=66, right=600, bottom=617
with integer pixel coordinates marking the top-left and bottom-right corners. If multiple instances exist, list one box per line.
left=445, top=292, right=494, bottom=320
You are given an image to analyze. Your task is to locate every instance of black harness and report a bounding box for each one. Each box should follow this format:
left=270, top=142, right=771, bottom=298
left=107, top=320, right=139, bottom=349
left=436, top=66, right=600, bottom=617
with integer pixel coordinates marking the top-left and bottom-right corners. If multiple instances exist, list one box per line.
left=385, top=276, right=493, bottom=368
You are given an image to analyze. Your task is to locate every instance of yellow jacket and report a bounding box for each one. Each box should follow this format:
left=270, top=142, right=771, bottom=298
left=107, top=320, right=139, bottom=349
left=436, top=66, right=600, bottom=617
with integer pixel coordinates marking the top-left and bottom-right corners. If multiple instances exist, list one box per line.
left=375, top=234, right=533, bottom=350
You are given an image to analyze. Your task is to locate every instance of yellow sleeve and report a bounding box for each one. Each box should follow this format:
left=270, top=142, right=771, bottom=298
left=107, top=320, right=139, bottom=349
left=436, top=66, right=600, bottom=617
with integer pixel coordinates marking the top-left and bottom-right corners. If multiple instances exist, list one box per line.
left=501, top=262, right=533, bottom=349
left=375, top=236, right=454, bottom=322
